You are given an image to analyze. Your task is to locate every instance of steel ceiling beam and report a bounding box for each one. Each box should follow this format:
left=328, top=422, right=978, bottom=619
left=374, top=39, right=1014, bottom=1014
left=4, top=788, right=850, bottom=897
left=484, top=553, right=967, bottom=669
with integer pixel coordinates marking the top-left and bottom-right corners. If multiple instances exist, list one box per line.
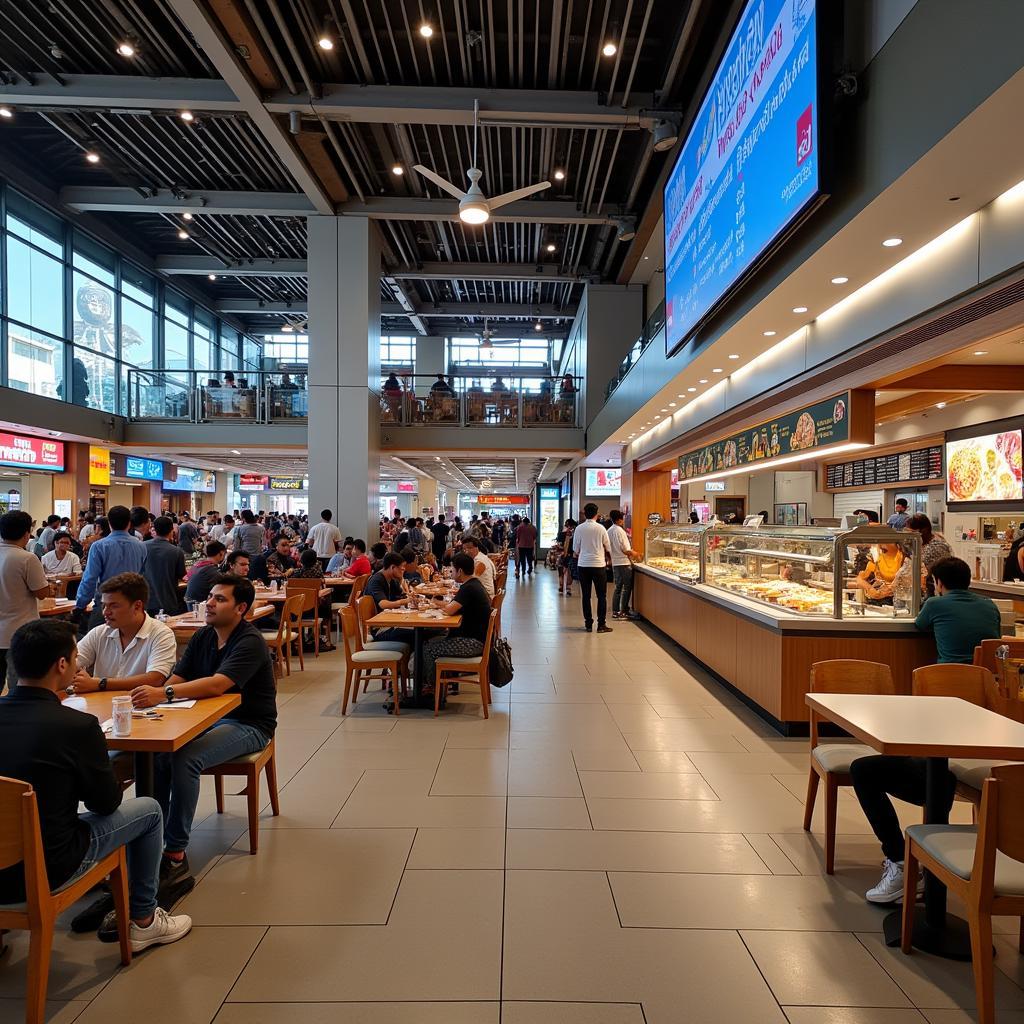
left=214, top=299, right=309, bottom=313
left=156, top=256, right=307, bottom=277
left=216, top=299, right=571, bottom=319
left=0, top=75, right=653, bottom=128
left=60, top=187, right=316, bottom=216
left=389, top=262, right=589, bottom=283
left=338, top=197, right=617, bottom=225
left=165, top=0, right=335, bottom=216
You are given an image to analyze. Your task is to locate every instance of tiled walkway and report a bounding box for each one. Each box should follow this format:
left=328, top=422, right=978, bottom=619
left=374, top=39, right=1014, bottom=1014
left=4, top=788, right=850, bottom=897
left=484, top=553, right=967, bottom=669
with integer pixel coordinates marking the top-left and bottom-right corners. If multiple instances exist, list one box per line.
left=3, top=571, right=1019, bottom=1022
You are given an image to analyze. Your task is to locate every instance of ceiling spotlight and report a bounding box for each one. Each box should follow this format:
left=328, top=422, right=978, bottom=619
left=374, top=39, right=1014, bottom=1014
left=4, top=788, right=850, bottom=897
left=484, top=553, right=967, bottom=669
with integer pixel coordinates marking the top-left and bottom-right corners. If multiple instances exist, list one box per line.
left=698, top=378, right=708, bottom=384
left=651, top=117, right=681, bottom=153
left=553, top=169, right=566, bottom=181
left=660, top=408, right=668, bottom=412
left=763, top=330, right=776, bottom=337
left=546, top=243, right=556, bottom=253
left=179, top=110, right=194, bottom=123
left=935, top=402, right=947, bottom=409
left=728, top=353, right=739, bottom=359
left=391, top=164, right=404, bottom=175
left=85, top=151, right=100, bottom=164
left=534, top=322, right=543, bottom=331
left=318, top=34, right=334, bottom=50
left=792, top=305, right=808, bottom=313
left=668, top=402, right=676, bottom=407
left=614, top=217, right=636, bottom=242
left=973, top=350, right=988, bottom=356
left=830, top=276, right=849, bottom=284
left=419, top=23, right=434, bottom=38
left=677, top=394, right=686, bottom=398
left=177, top=229, right=189, bottom=240
left=712, top=368, right=722, bottom=373
left=882, top=237, right=902, bottom=247
left=687, top=386, right=697, bottom=392
left=282, top=323, right=294, bottom=332
left=182, top=212, right=193, bottom=221
left=208, top=273, right=217, bottom=281
left=0, top=107, right=12, bottom=119
left=602, top=41, right=617, bottom=57
left=116, top=41, right=135, bottom=58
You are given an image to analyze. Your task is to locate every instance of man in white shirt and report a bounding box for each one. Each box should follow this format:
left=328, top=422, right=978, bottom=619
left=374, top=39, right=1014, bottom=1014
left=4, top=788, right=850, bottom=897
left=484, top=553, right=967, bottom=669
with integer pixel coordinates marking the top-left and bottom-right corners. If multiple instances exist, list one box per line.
left=572, top=502, right=612, bottom=633
left=460, top=535, right=495, bottom=598
left=307, top=508, right=342, bottom=569
left=69, top=572, right=177, bottom=695
left=42, top=533, right=83, bottom=576
left=607, top=509, right=640, bottom=620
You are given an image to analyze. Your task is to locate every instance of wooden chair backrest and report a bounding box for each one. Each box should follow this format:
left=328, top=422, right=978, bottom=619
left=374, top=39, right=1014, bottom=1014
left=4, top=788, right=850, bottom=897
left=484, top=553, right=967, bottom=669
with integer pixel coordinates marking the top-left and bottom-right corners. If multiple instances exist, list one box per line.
left=974, top=638, right=1024, bottom=674
left=983, top=675, right=1024, bottom=724
left=286, top=577, right=322, bottom=614
left=479, top=610, right=498, bottom=687
left=808, top=660, right=895, bottom=746
left=356, top=594, right=378, bottom=645
left=283, top=592, right=306, bottom=633
left=912, top=663, right=991, bottom=705
left=975, top=766, right=1024, bottom=888
left=0, top=777, right=50, bottom=911
left=339, top=606, right=362, bottom=664
left=347, top=573, right=370, bottom=607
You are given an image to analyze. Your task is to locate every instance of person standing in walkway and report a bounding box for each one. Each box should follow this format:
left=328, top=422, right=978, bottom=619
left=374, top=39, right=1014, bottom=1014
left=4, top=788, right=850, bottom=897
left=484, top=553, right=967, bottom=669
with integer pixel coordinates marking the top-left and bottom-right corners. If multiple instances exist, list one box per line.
left=607, top=509, right=641, bottom=620
left=74, top=505, right=147, bottom=631
left=144, top=516, right=186, bottom=616
left=306, top=508, right=342, bottom=570
left=0, top=511, right=52, bottom=692
left=233, top=509, right=265, bottom=557
left=514, top=516, right=538, bottom=578
left=572, top=503, right=612, bottom=633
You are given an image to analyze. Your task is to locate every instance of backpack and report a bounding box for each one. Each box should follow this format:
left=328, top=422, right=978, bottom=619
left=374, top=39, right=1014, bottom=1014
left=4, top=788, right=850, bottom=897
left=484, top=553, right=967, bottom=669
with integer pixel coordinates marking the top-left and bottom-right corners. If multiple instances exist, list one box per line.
left=489, top=635, right=514, bottom=687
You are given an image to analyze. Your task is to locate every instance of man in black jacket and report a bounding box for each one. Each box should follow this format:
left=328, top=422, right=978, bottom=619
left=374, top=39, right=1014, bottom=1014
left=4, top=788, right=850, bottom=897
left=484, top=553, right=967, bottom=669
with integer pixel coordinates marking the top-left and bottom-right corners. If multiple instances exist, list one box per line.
left=144, top=515, right=186, bottom=615
left=0, top=619, right=192, bottom=951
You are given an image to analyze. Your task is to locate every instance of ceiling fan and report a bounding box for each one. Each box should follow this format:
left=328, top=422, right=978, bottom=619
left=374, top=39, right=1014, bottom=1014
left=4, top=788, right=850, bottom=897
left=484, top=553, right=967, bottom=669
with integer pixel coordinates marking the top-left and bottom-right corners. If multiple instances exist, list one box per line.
left=414, top=100, right=551, bottom=224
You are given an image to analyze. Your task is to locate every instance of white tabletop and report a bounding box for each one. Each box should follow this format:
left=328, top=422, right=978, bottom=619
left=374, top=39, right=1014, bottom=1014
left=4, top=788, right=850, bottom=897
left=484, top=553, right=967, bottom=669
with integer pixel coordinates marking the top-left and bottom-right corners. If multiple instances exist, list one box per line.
left=806, top=693, right=1024, bottom=760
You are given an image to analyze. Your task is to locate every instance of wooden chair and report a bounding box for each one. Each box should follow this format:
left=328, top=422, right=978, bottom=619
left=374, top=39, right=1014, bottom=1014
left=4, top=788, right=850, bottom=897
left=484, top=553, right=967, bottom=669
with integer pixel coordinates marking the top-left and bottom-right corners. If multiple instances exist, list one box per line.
left=355, top=594, right=410, bottom=693
left=340, top=606, right=404, bottom=715
left=491, top=588, right=506, bottom=636
left=803, top=659, right=895, bottom=873
left=973, top=637, right=1024, bottom=675
left=902, top=765, right=1024, bottom=1024
left=0, top=777, right=131, bottom=1023
left=263, top=592, right=305, bottom=678
left=434, top=609, right=498, bottom=719
left=332, top=573, right=369, bottom=643
left=287, top=577, right=326, bottom=656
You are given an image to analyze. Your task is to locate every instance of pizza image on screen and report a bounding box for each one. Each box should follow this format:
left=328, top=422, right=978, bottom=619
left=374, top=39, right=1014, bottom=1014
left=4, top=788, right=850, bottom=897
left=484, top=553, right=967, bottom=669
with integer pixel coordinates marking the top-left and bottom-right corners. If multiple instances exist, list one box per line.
left=947, top=431, right=1023, bottom=501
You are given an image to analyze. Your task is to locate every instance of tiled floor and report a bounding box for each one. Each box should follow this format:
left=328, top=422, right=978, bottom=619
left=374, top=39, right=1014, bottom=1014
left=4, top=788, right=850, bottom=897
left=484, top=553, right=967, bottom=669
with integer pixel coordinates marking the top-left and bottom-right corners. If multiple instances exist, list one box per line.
left=2, top=572, right=1018, bottom=1022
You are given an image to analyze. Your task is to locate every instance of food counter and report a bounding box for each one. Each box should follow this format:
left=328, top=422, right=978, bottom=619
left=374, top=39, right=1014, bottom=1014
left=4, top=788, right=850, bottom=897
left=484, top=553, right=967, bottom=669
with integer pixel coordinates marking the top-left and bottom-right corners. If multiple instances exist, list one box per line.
left=634, top=523, right=937, bottom=732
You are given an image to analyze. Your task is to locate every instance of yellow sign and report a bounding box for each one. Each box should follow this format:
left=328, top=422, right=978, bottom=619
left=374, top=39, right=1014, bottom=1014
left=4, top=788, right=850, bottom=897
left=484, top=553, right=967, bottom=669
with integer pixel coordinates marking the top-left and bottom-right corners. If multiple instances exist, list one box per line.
left=88, top=446, right=111, bottom=486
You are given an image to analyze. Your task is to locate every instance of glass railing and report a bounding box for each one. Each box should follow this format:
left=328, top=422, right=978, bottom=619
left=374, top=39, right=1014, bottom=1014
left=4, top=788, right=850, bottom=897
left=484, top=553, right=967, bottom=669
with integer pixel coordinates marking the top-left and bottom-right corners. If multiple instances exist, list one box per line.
left=605, top=301, right=666, bottom=399
left=379, top=374, right=581, bottom=427
left=127, top=369, right=308, bottom=423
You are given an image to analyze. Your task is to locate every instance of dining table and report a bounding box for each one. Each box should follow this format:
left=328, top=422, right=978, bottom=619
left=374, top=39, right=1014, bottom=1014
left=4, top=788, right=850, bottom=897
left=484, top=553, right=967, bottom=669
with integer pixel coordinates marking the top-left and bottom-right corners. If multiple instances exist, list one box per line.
left=806, top=691, right=1024, bottom=961
left=253, top=585, right=332, bottom=604
left=166, top=604, right=274, bottom=641
left=66, top=691, right=241, bottom=797
left=366, top=606, right=462, bottom=709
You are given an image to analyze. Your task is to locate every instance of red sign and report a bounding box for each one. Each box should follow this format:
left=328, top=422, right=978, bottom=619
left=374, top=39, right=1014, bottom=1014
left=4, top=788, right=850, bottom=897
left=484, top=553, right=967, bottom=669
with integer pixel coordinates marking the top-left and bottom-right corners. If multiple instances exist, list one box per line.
left=397, top=481, right=415, bottom=493
left=478, top=494, right=529, bottom=505
left=0, top=432, right=64, bottom=472
left=239, top=474, right=269, bottom=491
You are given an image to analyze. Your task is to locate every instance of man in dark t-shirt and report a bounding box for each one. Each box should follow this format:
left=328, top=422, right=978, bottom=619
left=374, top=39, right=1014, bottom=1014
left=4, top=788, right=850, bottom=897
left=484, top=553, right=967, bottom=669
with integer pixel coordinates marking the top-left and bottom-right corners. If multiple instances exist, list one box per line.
left=135, top=574, right=275, bottom=880
left=430, top=514, right=451, bottom=560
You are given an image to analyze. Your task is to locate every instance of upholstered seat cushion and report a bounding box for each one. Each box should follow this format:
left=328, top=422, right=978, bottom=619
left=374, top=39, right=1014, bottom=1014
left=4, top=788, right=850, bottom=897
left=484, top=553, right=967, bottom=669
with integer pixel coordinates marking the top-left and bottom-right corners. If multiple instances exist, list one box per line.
left=908, top=824, right=1024, bottom=895
left=811, top=742, right=875, bottom=773
left=351, top=650, right=402, bottom=664
left=365, top=640, right=411, bottom=655
left=214, top=742, right=271, bottom=766
left=950, top=759, right=1018, bottom=792
left=438, top=656, right=483, bottom=667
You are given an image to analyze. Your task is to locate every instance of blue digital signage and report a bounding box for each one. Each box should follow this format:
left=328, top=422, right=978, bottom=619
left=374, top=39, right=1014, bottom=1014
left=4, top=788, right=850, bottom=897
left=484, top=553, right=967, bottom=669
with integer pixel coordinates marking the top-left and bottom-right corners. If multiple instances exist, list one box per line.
left=125, top=457, right=164, bottom=481
left=664, top=0, right=822, bottom=355
left=164, top=467, right=217, bottom=493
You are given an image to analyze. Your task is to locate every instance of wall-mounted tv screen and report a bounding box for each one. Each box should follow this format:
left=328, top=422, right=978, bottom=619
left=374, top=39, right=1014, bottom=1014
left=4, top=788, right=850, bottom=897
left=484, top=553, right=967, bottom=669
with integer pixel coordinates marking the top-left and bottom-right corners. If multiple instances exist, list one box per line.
left=664, top=0, right=823, bottom=356
left=945, top=424, right=1023, bottom=508
left=585, top=468, right=621, bottom=495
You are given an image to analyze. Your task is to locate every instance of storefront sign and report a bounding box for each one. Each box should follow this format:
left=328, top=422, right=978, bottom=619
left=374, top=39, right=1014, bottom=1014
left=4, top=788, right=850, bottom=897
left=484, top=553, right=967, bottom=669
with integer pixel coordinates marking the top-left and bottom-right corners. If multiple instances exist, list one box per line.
left=824, top=443, right=942, bottom=492
left=239, top=474, right=269, bottom=491
left=379, top=480, right=417, bottom=494
left=0, top=432, right=64, bottom=472
left=88, top=446, right=110, bottom=486
left=124, top=456, right=164, bottom=481
left=704, top=480, right=726, bottom=492
left=478, top=494, right=529, bottom=505
left=270, top=477, right=306, bottom=491
left=678, top=391, right=871, bottom=484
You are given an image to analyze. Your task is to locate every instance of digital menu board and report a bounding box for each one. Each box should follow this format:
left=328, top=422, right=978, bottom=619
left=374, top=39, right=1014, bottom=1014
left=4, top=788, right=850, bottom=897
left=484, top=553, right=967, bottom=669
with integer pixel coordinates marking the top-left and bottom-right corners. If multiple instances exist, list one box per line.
left=585, top=468, right=621, bottom=495
left=945, top=420, right=1024, bottom=508
left=825, top=445, right=943, bottom=491
left=0, top=432, right=64, bottom=472
left=664, top=0, right=823, bottom=355
left=124, top=457, right=164, bottom=481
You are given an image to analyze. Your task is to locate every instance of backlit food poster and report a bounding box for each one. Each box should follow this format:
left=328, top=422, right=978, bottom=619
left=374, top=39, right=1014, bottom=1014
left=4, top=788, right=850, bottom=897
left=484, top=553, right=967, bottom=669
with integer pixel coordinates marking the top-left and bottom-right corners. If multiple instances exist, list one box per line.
left=945, top=428, right=1023, bottom=505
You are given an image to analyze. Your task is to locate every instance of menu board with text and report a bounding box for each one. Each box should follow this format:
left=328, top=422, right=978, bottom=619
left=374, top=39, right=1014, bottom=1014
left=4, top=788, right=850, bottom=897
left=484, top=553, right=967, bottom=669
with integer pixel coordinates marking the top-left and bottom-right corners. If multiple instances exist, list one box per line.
left=824, top=445, right=942, bottom=492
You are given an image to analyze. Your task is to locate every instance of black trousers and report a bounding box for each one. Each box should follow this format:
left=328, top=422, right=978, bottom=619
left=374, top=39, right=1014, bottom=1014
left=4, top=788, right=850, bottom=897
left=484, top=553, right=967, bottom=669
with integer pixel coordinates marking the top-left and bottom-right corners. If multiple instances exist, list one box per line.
left=578, top=566, right=608, bottom=628
left=516, top=546, right=534, bottom=575
left=849, top=754, right=957, bottom=862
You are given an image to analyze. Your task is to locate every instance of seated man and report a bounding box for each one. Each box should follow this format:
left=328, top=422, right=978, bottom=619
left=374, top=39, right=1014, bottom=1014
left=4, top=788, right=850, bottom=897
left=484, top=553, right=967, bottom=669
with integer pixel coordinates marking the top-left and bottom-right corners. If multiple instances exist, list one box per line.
left=341, top=539, right=373, bottom=580
left=265, top=534, right=297, bottom=581
left=850, top=555, right=1001, bottom=905
left=184, top=540, right=226, bottom=604
left=42, top=532, right=82, bottom=576
left=460, top=535, right=496, bottom=598
left=400, top=546, right=427, bottom=584
left=291, top=548, right=335, bottom=650
left=368, top=542, right=388, bottom=572
left=131, top=575, right=276, bottom=882
left=326, top=541, right=354, bottom=575
left=0, top=619, right=191, bottom=950
left=224, top=549, right=250, bottom=578
left=422, top=552, right=492, bottom=698
left=365, top=552, right=413, bottom=645
left=70, top=573, right=177, bottom=696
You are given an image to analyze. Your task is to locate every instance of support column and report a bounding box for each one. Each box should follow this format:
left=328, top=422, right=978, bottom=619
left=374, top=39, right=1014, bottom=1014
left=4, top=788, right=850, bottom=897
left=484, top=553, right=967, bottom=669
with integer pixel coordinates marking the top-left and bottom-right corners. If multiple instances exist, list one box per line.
left=308, top=217, right=381, bottom=542
left=414, top=336, right=445, bottom=398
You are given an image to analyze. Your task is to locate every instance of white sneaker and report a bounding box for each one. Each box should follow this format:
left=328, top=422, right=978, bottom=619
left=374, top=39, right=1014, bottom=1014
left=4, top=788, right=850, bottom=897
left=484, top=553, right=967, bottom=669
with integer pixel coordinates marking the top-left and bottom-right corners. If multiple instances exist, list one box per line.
left=865, top=858, right=924, bottom=905
left=129, top=906, right=193, bottom=952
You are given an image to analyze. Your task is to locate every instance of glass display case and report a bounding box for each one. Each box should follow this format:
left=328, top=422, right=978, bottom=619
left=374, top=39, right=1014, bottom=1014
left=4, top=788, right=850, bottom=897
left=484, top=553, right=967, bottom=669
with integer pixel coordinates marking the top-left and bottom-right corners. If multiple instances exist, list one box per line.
left=643, top=523, right=706, bottom=582
left=702, top=523, right=922, bottom=619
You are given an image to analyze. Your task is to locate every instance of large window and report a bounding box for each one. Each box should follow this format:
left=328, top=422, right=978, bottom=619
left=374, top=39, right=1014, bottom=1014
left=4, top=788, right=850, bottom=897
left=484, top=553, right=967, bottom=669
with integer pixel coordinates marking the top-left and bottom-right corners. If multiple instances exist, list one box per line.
left=121, top=265, right=155, bottom=370
left=263, top=332, right=308, bottom=364
left=381, top=335, right=415, bottom=371
left=447, top=336, right=551, bottom=369
left=6, top=235, right=64, bottom=338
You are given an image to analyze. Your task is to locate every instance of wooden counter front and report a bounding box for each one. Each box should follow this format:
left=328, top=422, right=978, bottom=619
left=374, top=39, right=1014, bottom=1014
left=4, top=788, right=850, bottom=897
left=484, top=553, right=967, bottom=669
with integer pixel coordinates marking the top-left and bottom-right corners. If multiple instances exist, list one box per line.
left=634, top=567, right=937, bottom=731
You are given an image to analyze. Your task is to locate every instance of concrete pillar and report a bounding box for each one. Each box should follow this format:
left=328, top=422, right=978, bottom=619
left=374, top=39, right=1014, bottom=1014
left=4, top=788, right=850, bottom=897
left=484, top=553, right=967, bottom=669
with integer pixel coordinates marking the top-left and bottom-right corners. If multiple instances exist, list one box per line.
left=307, top=217, right=382, bottom=542
left=415, top=336, right=445, bottom=397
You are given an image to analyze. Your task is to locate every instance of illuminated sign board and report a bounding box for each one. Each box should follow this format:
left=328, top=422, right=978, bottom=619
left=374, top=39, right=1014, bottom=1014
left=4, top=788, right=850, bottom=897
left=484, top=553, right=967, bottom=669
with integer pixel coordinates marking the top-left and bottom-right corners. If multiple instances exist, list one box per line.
left=89, top=446, right=111, bottom=486
left=239, top=474, right=270, bottom=491
left=270, top=477, right=307, bottom=490
left=0, top=432, right=64, bottom=472
left=125, top=457, right=164, bottom=481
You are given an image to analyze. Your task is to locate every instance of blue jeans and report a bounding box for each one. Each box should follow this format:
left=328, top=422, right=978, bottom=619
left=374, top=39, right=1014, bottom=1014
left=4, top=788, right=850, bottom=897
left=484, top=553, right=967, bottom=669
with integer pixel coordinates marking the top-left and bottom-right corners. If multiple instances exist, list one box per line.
left=65, top=796, right=163, bottom=920
left=154, top=720, right=268, bottom=853
left=611, top=564, right=634, bottom=615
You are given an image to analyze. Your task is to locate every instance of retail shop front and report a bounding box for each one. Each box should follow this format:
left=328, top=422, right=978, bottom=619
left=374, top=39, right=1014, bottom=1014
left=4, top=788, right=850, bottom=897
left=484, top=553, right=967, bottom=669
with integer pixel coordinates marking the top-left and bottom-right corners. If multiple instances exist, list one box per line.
left=631, top=390, right=937, bottom=732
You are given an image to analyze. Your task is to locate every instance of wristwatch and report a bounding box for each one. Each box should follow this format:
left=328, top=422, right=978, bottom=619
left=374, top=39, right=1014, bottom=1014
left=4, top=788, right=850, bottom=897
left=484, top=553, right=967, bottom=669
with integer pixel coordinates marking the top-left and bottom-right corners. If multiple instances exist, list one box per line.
left=164, top=684, right=175, bottom=703
left=98, top=677, right=108, bottom=692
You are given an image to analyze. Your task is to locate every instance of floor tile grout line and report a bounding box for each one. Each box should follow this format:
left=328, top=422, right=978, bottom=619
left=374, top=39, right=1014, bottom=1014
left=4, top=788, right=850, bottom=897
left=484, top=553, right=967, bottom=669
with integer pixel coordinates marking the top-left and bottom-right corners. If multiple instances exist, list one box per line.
left=217, top=923, right=271, bottom=1014
left=606, top=870, right=625, bottom=929
left=737, top=929, right=787, bottom=1016
left=764, top=832, right=805, bottom=875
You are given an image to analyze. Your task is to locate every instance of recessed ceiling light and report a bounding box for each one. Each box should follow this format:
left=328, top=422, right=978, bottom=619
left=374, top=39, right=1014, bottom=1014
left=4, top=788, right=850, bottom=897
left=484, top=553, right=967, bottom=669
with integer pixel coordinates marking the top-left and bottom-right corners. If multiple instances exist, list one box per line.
left=230, top=450, right=241, bottom=455
left=687, top=387, right=696, bottom=392
left=973, top=350, right=988, bottom=356
left=792, top=306, right=808, bottom=313
left=698, top=378, right=708, bottom=384
left=179, top=110, right=194, bottom=122
left=218, top=467, right=225, bottom=471
left=0, top=107, right=12, bottom=119
left=553, top=169, right=565, bottom=181
left=935, top=402, right=947, bottom=409
left=208, top=273, right=217, bottom=281
left=182, top=212, right=193, bottom=221
left=318, top=35, right=334, bottom=50
left=677, top=394, right=685, bottom=398
left=116, top=41, right=136, bottom=58
left=85, top=151, right=100, bottom=163
left=763, top=330, right=776, bottom=337
left=546, top=243, right=556, bottom=253
left=602, top=41, right=617, bottom=57
left=712, top=368, right=722, bottom=373
left=642, top=255, right=649, bottom=260
left=882, top=237, right=902, bottom=247
left=660, top=408, right=668, bottom=412
left=177, top=229, right=189, bottom=240
left=831, top=276, right=849, bottom=284
left=534, top=322, right=543, bottom=331
left=728, top=353, right=739, bottom=359
left=668, top=402, right=676, bottom=407
left=391, top=164, right=403, bottom=175
left=419, top=22, right=433, bottom=38
left=655, top=415, right=661, bottom=420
